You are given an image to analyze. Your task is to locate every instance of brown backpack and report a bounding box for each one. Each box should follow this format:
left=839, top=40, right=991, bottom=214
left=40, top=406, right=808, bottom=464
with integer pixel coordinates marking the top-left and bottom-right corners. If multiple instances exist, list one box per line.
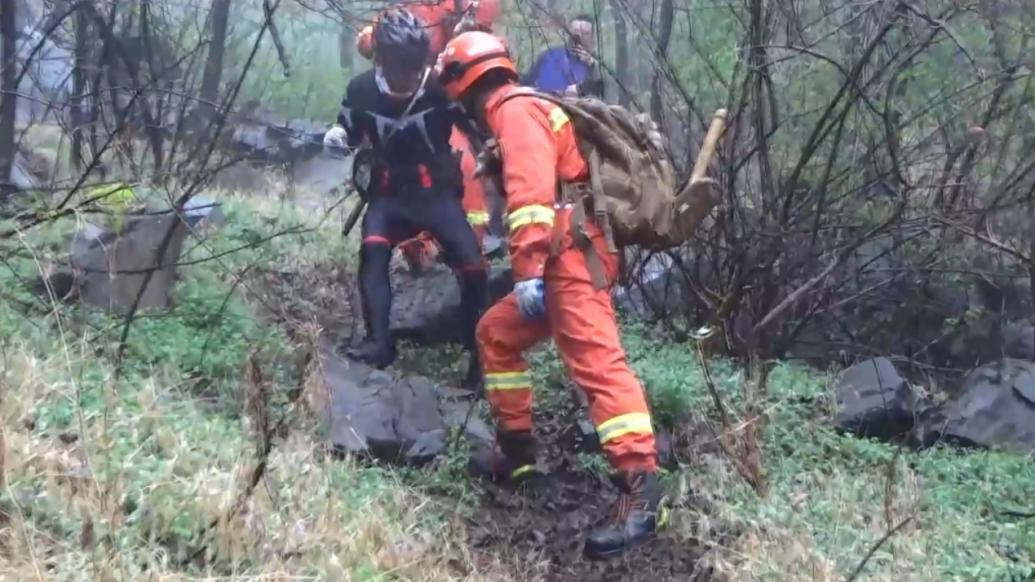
left=490, top=91, right=720, bottom=254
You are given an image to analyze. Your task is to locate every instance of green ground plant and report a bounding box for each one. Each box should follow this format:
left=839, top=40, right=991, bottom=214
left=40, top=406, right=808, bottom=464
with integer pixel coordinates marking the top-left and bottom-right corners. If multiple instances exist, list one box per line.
left=1, top=190, right=1032, bottom=580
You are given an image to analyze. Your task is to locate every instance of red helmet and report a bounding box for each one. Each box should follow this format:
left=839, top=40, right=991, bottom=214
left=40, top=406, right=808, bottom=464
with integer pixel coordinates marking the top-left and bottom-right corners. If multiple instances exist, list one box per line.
left=437, top=31, right=516, bottom=100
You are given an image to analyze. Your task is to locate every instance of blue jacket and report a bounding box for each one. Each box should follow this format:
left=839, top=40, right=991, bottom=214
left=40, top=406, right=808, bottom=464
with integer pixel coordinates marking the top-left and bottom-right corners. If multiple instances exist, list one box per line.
left=523, top=47, right=594, bottom=94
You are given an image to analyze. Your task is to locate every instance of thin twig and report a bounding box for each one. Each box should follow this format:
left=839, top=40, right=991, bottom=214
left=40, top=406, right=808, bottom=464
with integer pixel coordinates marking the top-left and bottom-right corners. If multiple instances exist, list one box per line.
left=846, top=516, right=915, bottom=582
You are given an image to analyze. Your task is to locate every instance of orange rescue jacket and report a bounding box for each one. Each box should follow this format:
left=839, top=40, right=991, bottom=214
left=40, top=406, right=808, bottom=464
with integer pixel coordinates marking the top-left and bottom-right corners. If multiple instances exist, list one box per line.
left=484, top=84, right=590, bottom=281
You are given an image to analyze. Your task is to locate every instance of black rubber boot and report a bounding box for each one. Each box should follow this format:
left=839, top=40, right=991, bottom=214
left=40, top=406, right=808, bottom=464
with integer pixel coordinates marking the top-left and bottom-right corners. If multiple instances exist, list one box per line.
left=584, top=471, right=666, bottom=560
left=346, top=337, right=397, bottom=369
left=469, top=430, right=540, bottom=485
left=457, top=269, right=488, bottom=393
left=351, top=240, right=398, bottom=369
left=462, top=351, right=484, bottom=394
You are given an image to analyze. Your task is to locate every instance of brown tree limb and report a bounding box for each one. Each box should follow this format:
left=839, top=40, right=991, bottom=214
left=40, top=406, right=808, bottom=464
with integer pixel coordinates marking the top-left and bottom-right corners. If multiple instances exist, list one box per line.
left=751, top=201, right=907, bottom=339
left=846, top=516, right=915, bottom=582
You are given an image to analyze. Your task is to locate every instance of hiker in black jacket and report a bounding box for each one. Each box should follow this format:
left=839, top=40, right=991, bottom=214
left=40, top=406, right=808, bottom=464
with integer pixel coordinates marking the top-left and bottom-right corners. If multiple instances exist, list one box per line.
left=324, top=8, right=487, bottom=388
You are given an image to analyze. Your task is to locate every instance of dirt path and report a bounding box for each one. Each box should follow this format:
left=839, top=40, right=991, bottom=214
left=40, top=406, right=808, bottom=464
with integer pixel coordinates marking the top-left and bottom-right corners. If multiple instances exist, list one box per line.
left=258, top=261, right=707, bottom=580
left=461, top=404, right=706, bottom=581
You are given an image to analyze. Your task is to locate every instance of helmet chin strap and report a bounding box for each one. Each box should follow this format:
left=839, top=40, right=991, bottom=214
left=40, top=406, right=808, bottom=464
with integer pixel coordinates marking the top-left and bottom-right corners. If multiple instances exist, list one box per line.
left=376, top=65, right=430, bottom=101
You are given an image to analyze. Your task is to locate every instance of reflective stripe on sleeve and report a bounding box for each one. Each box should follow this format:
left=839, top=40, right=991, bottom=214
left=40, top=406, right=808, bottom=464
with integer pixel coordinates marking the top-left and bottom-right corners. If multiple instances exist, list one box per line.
left=549, top=107, right=570, bottom=132
left=507, top=204, right=555, bottom=231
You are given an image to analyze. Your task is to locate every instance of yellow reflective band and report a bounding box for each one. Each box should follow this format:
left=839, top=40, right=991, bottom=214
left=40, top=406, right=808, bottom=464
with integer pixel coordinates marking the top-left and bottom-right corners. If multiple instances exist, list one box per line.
left=549, top=107, right=570, bottom=132
left=510, top=464, right=535, bottom=479
left=466, top=210, right=490, bottom=226
left=596, top=412, right=654, bottom=444
left=485, top=371, right=533, bottom=391
left=507, top=205, right=555, bottom=231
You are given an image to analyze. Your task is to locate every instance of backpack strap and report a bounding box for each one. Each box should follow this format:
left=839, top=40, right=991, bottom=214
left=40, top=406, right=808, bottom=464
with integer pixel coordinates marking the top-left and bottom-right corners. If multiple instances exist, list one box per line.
left=560, top=181, right=608, bottom=291
left=586, top=148, right=617, bottom=253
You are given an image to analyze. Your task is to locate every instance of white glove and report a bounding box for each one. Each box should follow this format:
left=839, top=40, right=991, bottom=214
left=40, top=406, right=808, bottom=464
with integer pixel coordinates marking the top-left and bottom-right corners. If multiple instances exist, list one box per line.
left=514, top=278, right=546, bottom=320
left=323, top=125, right=348, bottom=149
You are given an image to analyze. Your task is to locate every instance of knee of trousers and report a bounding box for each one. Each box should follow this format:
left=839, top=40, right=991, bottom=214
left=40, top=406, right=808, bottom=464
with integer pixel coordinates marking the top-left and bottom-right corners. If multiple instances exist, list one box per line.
left=360, top=240, right=392, bottom=262
left=475, top=309, right=510, bottom=355
left=475, top=311, right=494, bottom=347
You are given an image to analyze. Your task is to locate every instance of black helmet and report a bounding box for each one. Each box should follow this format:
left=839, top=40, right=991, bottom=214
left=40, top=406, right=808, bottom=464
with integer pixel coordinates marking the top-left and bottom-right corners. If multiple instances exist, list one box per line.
left=373, top=9, right=430, bottom=65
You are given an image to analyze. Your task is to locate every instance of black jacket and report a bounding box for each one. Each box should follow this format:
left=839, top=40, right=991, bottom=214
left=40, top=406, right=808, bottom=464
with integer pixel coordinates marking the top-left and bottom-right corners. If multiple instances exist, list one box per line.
left=337, top=69, right=467, bottom=193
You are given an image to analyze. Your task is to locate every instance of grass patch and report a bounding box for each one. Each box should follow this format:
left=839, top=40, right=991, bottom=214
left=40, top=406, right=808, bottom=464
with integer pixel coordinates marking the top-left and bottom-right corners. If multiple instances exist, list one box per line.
left=1, top=187, right=1032, bottom=580
left=0, top=188, right=476, bottom=579
left=642, top=343, right=1035, bottom=581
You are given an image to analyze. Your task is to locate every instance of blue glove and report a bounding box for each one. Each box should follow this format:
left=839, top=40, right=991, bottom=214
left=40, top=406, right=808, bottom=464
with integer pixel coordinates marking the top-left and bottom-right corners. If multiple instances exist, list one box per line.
left=514, top=278, right=546, bottom=320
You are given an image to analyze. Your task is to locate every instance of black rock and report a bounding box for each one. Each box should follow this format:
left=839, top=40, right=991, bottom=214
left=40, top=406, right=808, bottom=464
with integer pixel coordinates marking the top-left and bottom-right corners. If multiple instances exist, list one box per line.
left=318, top=341, right=492, bottom=465
left=71, top=214, right=190, bottom=314
left=940, top=359, right=1035, bottom=455
left=835, top=358, right=923, bottom=441
left=390, top=264, right=513, bottom=346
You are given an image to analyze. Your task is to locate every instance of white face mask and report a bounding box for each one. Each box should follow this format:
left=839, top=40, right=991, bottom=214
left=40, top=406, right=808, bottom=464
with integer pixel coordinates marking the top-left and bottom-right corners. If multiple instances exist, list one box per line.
left=376, top=65, right=429, bottom=101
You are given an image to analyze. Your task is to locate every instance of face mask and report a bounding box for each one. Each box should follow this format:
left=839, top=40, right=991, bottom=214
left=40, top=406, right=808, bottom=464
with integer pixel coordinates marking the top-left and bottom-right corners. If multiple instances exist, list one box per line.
left=376, top=65, right=429, bottom=101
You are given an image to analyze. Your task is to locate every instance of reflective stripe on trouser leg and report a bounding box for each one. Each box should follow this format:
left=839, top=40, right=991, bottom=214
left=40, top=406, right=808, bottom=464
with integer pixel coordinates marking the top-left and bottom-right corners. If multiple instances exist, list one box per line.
left=477, top=293, right=551, bottom=433
left=484, top=371, right=534, bottom=432
left=485, top=371, right=533, bottom=391
left=466, top=210, right=490, bottom=227
left=546, top=240, right=659, bottom=473
left=596, top=412, right=654, bottom=445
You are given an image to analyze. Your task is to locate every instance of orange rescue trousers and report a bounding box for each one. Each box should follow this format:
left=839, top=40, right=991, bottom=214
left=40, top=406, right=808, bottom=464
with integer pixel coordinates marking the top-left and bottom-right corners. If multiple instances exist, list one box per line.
left=476, top=214, right=658, bottom=474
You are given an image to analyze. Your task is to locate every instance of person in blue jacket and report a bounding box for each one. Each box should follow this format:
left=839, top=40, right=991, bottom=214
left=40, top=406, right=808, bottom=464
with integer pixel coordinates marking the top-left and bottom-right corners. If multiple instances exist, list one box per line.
left=522, top=14, right=604, bottom=98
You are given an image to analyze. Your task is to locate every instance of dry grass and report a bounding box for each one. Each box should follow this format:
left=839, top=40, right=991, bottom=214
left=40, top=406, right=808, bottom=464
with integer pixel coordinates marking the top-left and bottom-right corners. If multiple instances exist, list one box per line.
left=2, top=181, right=1032, bottom=581
left=656, top=363, right=1035, bottom=582
left=0, top=178, right=520, bottom=579
left=0, top=335, right=510, bottom=581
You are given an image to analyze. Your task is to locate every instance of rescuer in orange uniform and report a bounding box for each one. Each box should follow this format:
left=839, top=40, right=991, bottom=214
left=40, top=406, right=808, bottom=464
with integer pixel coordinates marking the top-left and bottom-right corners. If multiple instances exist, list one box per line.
left=436, top=31, right=664, bottom=560
left=355, top=1, right=500, bottom=270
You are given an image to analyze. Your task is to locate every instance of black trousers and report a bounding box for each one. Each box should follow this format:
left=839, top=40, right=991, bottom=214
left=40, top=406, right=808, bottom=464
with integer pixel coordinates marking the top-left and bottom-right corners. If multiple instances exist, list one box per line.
left=358, top=189, right=488, bottom=350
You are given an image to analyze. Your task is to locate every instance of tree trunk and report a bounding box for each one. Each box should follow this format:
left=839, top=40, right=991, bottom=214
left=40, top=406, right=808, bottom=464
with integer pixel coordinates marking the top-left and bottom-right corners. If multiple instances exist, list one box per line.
left=197, top=0, right=232, bottom=123
left=139, top=0, right=164, bottom=169
left=749, top=0, right=776, bottom=209
left=650, top=0, right=675, bottom=126
left=72, top=6, right=89, bottom=171
left=0, top=0, right=17, bottom=202
left=339, top=29, right=354, bottom=71
left=610, top=0, right=630, bottom=106
left=87, top=4, right=118, bottom=166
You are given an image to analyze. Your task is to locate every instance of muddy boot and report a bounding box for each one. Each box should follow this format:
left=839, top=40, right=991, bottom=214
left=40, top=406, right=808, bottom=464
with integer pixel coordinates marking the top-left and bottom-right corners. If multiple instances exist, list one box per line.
left=469, top=430, right=541, bottom=485
left=346, top=337, right=397, bottom=369
left=584, top=471, right=666, bottom=560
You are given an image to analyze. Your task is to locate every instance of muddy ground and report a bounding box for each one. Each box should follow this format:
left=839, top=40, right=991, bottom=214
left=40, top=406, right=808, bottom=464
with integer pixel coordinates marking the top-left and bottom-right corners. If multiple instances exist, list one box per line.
left=460, top=405, right=710, bottom=581
left=257, top=260, right=713, bottom=581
